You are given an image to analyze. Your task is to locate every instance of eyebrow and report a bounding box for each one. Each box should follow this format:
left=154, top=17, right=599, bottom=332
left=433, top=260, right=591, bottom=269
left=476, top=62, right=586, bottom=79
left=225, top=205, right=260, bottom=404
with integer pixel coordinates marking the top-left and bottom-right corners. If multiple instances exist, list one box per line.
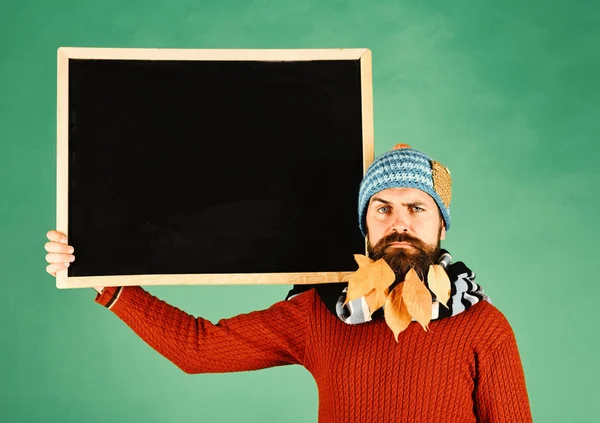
left=370, top=197, right=428, bottom=207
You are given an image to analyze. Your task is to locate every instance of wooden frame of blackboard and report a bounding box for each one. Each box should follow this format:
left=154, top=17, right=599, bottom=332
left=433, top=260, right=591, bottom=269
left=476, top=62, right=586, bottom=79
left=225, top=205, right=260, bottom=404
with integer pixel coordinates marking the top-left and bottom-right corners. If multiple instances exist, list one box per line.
left=56, top=47, right=374, bottom=289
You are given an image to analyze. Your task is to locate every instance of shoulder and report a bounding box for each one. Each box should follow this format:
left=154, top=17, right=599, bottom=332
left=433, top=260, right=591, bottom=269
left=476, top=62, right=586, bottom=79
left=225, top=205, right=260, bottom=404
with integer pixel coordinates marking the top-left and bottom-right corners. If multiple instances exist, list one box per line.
left=464, top=300, right=512, bottom=326
left=434, top=300, right=516, bottom=346
left=456, top=301, right=520, bottom=356
left=276, top=286, right=320, bottom=316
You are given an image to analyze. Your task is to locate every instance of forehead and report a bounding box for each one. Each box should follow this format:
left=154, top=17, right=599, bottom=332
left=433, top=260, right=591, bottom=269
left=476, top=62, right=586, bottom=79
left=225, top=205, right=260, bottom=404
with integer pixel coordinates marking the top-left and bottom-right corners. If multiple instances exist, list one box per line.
left=368, top=187, right=436, bottom=205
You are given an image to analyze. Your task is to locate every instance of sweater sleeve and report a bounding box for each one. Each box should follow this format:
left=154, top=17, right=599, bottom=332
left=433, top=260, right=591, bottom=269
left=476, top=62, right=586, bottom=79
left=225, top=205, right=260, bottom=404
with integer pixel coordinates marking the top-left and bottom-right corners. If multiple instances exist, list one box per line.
left=94, top=286, right=314, bottom=374
left=474, top=322, right=533, bottom=422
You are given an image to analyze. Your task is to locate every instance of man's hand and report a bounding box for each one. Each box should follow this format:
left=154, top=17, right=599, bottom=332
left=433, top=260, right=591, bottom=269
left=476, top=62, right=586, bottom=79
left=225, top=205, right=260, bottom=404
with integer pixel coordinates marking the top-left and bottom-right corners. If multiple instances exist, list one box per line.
left=45, top=230, right=75, bottom=277
left=45, top=230, right=104, bottom=293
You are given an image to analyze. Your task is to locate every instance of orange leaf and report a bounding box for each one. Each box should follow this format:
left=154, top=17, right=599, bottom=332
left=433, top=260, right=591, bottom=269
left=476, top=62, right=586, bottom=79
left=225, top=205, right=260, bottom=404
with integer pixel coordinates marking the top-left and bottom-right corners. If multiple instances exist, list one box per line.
left=427, top=264, right=451, bottom=309
left=365, top=286, right=390, bottom=314
left=384, top=282, right=412, bottom=341
left=401, top=268, right=432, bottom=331
left=353, top=254, right=372, bottom=268
left=344, top=255, right=395, bottom=311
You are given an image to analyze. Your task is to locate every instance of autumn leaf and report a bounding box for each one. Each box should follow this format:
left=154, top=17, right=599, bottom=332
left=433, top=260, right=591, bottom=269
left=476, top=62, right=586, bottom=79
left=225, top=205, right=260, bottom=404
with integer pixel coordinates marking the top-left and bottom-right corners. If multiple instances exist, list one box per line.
left=344, top=254, right=395, bottom=314
left=401, top=268, right=432, bottom=331
left=384, top=282, right=412, bottom=341
left=353, top=254, right=372, bottom=268
left=365, top=286, right=390, bottom=314
left=427, top=264, right=451, bottom=309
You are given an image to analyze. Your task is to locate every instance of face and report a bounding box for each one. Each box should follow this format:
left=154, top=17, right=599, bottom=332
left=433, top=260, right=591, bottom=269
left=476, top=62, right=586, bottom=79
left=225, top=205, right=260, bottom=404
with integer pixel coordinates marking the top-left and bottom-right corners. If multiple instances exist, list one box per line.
left=365, top=187, right=446, bottom=279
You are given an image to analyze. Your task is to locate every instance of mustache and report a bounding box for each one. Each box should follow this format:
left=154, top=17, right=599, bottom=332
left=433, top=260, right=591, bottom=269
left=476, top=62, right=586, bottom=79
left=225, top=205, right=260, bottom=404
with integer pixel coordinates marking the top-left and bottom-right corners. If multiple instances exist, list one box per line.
left=377, top=232, right=426, bottom=250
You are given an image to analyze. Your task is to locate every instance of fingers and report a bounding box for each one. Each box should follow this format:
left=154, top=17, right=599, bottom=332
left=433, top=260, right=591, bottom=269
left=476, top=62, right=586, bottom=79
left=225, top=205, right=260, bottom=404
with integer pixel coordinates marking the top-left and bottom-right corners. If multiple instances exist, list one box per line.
left=47, top=230, right=68, bottom=243
left=45, top=241, right=74, bottom=254
left=45, top=232, right=103, bottom=292
left=45, top=253, right=75, bottom=264
left=46, top=262, right=69, bottom=277
left=45, top=230, right=75, bottom=278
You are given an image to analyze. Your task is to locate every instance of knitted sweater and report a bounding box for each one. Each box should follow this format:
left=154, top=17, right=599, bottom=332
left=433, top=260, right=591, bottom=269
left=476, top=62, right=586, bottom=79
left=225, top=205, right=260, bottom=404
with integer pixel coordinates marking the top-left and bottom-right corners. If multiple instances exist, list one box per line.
left=96, top=286, right=532, bottom=423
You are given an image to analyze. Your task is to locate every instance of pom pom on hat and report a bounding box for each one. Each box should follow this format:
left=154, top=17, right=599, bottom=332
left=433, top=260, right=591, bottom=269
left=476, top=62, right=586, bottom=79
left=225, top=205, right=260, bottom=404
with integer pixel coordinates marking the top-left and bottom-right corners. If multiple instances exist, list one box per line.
left=358, top=144, right=452, bottom=236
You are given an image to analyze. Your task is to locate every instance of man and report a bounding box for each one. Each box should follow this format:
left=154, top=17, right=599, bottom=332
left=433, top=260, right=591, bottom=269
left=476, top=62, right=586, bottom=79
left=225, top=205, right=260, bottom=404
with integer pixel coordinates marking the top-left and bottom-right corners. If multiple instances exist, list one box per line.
left=45, top=144, right=532, bottom=422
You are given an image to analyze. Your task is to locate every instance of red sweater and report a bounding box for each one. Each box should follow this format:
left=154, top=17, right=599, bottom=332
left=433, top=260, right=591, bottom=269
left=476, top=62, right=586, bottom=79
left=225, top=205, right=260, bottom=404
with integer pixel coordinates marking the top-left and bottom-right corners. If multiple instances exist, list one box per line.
left=96, top=286, right=532, bottom=422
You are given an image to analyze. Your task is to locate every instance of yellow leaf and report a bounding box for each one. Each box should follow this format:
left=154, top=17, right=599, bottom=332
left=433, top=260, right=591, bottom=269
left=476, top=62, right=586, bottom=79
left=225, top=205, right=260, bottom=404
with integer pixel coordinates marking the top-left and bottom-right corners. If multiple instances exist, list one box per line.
left=344, top=256, right=395, bottom=311
left=365, top=286, right=390, bottom=314
left=353, top=254, right=372, bottom=268
left=427, top=264, right=451, bottom=309
left=401, top=268, right=432, bottom=331
left=384, top=282, right=412, bottom=341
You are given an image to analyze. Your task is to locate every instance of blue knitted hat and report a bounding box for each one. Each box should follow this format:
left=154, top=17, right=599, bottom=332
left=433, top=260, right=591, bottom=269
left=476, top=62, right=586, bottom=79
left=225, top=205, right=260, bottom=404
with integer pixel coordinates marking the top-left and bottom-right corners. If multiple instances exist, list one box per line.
left=358, top=144, right=452, bottom=236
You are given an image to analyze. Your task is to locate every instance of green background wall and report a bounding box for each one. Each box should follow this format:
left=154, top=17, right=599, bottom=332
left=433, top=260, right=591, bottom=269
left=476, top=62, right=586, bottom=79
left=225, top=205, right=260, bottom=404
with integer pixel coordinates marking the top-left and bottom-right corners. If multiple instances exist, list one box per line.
left=1, top=0, right=598, bottom=422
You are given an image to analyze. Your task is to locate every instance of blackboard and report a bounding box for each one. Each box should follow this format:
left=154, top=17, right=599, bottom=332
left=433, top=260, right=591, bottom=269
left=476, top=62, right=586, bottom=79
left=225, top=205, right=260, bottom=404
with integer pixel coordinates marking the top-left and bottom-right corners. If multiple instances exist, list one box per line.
left=56, top=48, right=373, bottom=288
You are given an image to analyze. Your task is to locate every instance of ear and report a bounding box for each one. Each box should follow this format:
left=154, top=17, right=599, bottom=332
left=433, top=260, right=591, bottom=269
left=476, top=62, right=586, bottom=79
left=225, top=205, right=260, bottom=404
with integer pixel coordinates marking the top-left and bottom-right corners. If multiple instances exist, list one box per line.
left=440, top=224, right=447, bottom=241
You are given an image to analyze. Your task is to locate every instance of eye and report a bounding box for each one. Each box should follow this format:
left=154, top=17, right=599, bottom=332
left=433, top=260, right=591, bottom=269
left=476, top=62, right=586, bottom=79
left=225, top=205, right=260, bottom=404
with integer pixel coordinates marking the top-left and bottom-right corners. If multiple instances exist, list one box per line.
left=411, top=205, right=424, bottom=213
left=377, top=205, right=390, bottom=214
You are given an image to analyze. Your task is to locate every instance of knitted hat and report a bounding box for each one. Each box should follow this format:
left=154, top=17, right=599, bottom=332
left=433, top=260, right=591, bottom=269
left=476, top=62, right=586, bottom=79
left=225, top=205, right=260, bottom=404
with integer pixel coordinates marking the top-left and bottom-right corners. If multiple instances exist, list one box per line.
left=358, top=144, right=452, bottom=235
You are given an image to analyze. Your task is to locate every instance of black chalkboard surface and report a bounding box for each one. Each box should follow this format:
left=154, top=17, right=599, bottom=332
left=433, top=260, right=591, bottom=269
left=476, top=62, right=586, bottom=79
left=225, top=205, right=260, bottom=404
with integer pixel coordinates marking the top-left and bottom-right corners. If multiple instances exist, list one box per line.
left=56, top=48, right=373, bottom=288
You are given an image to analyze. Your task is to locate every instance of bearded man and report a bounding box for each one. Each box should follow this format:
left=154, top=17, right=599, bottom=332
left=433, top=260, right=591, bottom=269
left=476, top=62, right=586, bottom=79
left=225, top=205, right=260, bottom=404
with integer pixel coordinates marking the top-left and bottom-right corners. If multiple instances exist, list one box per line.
left=45, top=145, right=532, bottom=422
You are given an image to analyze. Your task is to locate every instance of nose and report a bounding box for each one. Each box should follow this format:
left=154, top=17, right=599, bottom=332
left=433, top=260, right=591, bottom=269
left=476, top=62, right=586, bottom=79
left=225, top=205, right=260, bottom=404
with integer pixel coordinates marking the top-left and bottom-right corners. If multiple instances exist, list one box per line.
left=389, top=210, right=410, bottom=233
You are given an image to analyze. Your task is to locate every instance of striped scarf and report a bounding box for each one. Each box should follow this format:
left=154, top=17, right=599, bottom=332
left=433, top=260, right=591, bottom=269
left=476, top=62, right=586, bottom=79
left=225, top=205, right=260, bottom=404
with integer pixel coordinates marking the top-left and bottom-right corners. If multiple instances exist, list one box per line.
left=286, top=250, right=490, bottom=324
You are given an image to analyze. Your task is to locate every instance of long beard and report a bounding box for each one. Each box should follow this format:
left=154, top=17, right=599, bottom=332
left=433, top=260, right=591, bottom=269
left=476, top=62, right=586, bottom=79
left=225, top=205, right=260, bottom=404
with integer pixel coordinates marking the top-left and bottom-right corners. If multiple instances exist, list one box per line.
left=367, top=231, right=441, bottom=282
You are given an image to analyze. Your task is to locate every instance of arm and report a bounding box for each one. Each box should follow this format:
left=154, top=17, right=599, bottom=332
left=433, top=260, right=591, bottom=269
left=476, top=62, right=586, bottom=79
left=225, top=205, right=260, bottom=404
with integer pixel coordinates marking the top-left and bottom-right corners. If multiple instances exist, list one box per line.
left=474, top=329, right=533, bottom=422
left=95, top=286, right=313, bottom=374
left=45, top=230, right=311, bottom=373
